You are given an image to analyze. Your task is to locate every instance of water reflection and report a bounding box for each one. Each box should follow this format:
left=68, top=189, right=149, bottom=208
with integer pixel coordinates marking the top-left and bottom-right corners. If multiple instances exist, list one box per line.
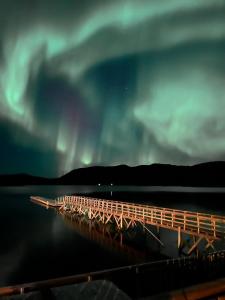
left=59, top=211, right=165, bottom=263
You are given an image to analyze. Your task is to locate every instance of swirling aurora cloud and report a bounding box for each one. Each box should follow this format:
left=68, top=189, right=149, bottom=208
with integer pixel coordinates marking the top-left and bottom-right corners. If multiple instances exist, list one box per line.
left=0, top=0, right=225, bottom=176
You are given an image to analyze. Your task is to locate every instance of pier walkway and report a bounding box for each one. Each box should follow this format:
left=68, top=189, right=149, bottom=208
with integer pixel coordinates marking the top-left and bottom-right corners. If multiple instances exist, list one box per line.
left=31, top=196, right=62, bottom=208
left=31, top=195, right=225, bottom=253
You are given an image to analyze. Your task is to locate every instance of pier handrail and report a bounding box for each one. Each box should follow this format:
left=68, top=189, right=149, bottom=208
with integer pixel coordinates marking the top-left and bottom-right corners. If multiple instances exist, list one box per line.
left=57, top=195, right=225, bottom=220
left=57, top=195, right=225, bottom=239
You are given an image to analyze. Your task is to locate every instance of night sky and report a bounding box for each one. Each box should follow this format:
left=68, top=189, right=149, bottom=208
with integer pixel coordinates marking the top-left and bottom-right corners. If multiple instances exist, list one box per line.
left=0, top=0, right=225, bottom=177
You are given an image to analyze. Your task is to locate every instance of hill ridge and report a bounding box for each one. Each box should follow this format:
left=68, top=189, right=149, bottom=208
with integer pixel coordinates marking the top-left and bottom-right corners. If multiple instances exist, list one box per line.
left=0, top=161, right=225, bottom=187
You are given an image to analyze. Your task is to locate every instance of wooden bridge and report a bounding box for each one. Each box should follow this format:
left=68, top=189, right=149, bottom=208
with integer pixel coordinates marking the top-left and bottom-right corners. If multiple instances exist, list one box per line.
left=31, top=195, right=225, bottom=254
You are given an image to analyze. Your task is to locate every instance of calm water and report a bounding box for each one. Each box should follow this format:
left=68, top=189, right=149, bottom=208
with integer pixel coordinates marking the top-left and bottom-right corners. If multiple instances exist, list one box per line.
left=1, top=185, right=225, bottom=287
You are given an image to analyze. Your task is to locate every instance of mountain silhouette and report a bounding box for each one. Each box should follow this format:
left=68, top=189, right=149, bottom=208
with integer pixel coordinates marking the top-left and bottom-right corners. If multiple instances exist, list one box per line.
left=1, top=161, right=225, bottom=187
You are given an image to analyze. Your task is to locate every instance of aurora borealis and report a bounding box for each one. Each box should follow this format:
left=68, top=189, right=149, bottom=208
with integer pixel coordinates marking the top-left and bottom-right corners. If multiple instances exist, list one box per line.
left=0, top=0, right=225, bottom=177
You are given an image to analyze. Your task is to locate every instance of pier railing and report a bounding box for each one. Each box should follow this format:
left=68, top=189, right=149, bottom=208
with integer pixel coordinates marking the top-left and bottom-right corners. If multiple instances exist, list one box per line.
left=57, top=195, right=225, bottom=240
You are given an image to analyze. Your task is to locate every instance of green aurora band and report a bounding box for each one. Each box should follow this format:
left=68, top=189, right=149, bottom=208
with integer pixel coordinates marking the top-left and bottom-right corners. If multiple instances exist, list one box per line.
left=0, top=0, right=225, bottom=176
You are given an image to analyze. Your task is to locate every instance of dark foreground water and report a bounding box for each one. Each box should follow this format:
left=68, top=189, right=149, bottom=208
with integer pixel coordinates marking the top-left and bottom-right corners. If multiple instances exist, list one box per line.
left=1, top=185, right=225, bottom=287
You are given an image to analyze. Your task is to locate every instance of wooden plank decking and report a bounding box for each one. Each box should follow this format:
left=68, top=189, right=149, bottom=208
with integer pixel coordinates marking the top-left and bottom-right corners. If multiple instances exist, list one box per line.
left=30, top=196, right=62, bottom=208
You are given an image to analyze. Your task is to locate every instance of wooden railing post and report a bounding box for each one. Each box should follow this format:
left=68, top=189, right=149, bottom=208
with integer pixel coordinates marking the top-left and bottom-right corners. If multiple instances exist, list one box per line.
left=178, top=226, right=181, bottom=249
left=197, top=214, right=200, bottom=234
left=212, top=218, right=216, bottom=238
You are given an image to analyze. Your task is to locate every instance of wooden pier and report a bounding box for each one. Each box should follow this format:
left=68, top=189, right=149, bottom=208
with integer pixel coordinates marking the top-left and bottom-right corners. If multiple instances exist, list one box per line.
left=30, top=196, right=62, bottom=208
left=31, top=195, right=225, bottom=254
